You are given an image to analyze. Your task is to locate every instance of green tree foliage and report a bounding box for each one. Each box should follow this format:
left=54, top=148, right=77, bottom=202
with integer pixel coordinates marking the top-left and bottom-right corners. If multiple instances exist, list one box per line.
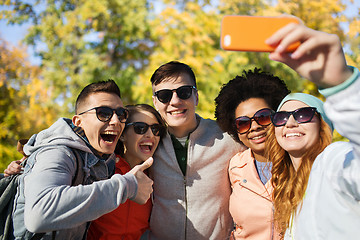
left=0, top=38, right=57, bottom=171
left=134, top=1, right=223, bottom=118
left=135, top=0, right=353, bottom=117
left=135, top=0, right=302, bottom=118
left=0, top=0, right=358, bottom=169
left=346, top=7, right=360, bottom=70
left=216, top=0, right=303, bottom=96
left=1, top=0, right=154, bottom=112
left=274, top=0, right=348, bottom=97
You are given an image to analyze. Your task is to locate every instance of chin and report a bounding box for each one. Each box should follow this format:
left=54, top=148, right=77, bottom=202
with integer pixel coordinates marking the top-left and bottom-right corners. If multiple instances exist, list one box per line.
left=101, top=148, right=116, bottom=155
left=286, top=148, right=306, bottom=156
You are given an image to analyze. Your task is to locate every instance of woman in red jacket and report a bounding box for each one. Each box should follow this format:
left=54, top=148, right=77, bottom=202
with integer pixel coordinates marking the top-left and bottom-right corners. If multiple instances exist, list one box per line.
left=87, top=104, right=166, bottom=240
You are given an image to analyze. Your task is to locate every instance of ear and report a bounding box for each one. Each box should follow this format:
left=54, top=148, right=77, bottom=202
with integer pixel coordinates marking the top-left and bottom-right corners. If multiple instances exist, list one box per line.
left=194, top=90, right=199, bottom=107
left=72, top=115, right=82, bottom=127
left=152, top=95, right=159, bottom=111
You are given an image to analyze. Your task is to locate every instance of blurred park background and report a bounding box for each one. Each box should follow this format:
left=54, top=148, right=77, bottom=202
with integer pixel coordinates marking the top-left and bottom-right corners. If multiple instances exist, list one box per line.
left=0, top=0, right=359, bottom=171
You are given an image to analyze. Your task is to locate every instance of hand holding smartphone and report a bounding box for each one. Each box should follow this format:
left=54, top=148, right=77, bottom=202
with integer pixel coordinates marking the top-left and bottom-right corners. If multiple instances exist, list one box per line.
left=220, top=15, right=301, bottom=52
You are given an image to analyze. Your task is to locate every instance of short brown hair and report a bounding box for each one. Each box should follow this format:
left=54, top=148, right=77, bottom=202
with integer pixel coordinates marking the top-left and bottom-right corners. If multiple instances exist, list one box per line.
left=75, top=80, right=121, bottom=114
left=150, top=61, right=197, bottom=87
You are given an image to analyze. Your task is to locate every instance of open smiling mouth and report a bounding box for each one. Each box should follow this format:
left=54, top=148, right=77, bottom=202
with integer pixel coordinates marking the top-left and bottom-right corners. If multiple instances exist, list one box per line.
left=250, top=133, right=267, bottom=140
left=170, top=110, right=186, bottom=115
left=100, top=131, right=118, bottom=143
left=285, top=133, right=304, bottom=138
left=140, top=142, right=153, bottom=152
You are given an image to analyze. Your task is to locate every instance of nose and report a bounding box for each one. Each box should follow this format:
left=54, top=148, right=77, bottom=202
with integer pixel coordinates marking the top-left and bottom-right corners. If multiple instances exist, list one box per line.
left=249, top=119, right=262, bottom=132
left=108, top=111, right=122, bottom=125
left=169, top=91, right=181, bottom=105
left=142, top=127, right=151, bottom=137
left=285, top=114, right=298, bottom=127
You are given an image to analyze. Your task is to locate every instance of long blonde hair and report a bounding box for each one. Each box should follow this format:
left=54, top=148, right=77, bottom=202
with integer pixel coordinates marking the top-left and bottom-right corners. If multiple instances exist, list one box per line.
left=266, top=117, right=332, bottom=237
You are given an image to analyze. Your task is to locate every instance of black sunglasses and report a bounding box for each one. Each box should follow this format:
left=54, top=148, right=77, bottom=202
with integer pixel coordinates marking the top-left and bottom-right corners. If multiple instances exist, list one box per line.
left=271, top=107, right=317, bottom=127
left=126, top=122, right=165, bottom=137
left=79, top=106, right=129, bottom=123
left=234, top=108, right=273, bottom=134
left=154, top=85, right=196, bottom=103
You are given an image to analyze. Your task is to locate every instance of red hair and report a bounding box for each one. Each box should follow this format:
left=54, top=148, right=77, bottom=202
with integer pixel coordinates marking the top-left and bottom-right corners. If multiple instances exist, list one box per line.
left=266, top=117, right=332, bottom=237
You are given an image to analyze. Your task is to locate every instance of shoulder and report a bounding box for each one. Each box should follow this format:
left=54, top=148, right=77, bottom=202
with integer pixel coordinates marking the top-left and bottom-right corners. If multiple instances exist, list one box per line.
left=314, top=141, right=352, bottom=172
left=37, top=145, right=76, bottom=158
left=199, top=117, right=220, bottom=129
left=229, top=149, right=252, bottom=168
left=194, top=117, right=222, bottom=138
left=199, top=117, right=246, bottom=150
left=32, top=146, right=79, bottom=171
left=197, top=117, right=229, bottom=138
left=321, top=141, right=352, bottom=159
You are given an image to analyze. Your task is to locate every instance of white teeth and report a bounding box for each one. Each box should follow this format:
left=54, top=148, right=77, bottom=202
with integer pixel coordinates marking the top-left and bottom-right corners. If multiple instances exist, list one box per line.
left=140, top=142, right=153, bottom=152
left=286, top=133, right=303, bottom=138
left=103, top=131, right=117, bottom=135
left=251, top=134, right=266, bottom=140
left=170, top=110, right=184, bottom=115
left=141, top=142, right=153, bottom=146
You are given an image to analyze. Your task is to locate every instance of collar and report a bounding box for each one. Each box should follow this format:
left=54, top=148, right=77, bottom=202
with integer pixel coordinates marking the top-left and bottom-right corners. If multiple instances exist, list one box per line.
left=115, top=155, right=131, bottom=174
left=70, top=122, right=110, bottom=160
left=168, top=114, right=201, bottom=139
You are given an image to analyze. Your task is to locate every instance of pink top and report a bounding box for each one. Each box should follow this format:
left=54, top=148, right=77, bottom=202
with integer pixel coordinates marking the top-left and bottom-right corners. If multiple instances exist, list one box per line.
left=229, top=148, right=280, bottom=240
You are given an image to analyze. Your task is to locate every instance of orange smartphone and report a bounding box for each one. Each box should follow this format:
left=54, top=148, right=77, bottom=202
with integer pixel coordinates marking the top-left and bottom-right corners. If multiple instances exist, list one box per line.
left=220, top=15, right=300, bottom=52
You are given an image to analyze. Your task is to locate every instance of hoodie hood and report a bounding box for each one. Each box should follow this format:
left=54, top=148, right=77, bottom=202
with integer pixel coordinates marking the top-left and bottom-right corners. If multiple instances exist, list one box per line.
left=23, top=118, right=92, bottom=156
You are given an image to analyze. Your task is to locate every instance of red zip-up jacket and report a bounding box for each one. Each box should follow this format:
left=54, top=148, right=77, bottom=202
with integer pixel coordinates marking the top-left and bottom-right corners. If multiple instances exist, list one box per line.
left=87, top=156, right=152, bottom=240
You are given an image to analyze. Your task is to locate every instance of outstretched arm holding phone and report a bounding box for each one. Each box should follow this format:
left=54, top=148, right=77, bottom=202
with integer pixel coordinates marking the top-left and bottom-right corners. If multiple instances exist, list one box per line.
left=265, top=21, right=353, bottom=88
left=265, top=17, right=360, bottom=240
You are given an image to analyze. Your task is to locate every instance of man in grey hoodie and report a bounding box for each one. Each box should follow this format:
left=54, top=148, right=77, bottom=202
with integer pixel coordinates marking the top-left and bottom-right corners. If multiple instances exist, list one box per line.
left=11, top=80, right=153, bottom=239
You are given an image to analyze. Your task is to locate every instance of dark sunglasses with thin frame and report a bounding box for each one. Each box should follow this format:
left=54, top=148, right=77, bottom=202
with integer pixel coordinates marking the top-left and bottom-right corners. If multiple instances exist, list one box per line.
left=271, top=107, right=317, bottom=127
left=154, top=85, right=196, bottom=104
left=234, top=108, right=274, bottom=134
left=78, top=106, right=129, bottom=123
left=126, top=122, right=165, bottom=137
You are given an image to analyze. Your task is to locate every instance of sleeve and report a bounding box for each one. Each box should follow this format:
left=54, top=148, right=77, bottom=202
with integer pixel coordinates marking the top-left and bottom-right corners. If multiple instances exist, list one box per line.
left=323, top=67, right=360, bottom=159
left=24, top=147, right=137, bottom=233
left=322, top=67, right=360, bottom=199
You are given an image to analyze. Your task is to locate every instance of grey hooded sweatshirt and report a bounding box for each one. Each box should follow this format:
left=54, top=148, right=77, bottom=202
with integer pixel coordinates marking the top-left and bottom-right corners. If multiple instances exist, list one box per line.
left=149, top=115, right=245, bottom=240
left=12, top=118, right=137, bottom=240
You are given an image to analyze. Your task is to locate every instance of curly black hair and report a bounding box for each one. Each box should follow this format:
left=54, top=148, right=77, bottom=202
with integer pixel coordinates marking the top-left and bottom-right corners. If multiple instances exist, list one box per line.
left=215, top=68, right=290, bottom=143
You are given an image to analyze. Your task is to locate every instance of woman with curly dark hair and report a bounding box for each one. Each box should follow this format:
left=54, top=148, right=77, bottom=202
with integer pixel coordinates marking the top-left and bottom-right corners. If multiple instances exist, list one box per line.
left=215, top=68, right=289, bottom=240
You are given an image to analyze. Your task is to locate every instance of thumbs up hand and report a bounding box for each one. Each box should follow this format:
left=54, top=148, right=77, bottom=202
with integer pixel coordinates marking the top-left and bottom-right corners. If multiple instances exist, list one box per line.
left=129, top=157, right=154, bottom=204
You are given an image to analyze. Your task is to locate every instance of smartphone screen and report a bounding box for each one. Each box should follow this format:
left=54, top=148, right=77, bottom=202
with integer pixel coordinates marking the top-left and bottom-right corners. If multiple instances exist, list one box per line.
left=221, top=15, right=300, bottom=52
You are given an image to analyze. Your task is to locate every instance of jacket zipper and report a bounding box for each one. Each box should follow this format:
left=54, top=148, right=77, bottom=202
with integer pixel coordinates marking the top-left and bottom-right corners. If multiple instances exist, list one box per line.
left=271, top=204, right=275, bottom=240
left=184, top=176, right=187, bottom=240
